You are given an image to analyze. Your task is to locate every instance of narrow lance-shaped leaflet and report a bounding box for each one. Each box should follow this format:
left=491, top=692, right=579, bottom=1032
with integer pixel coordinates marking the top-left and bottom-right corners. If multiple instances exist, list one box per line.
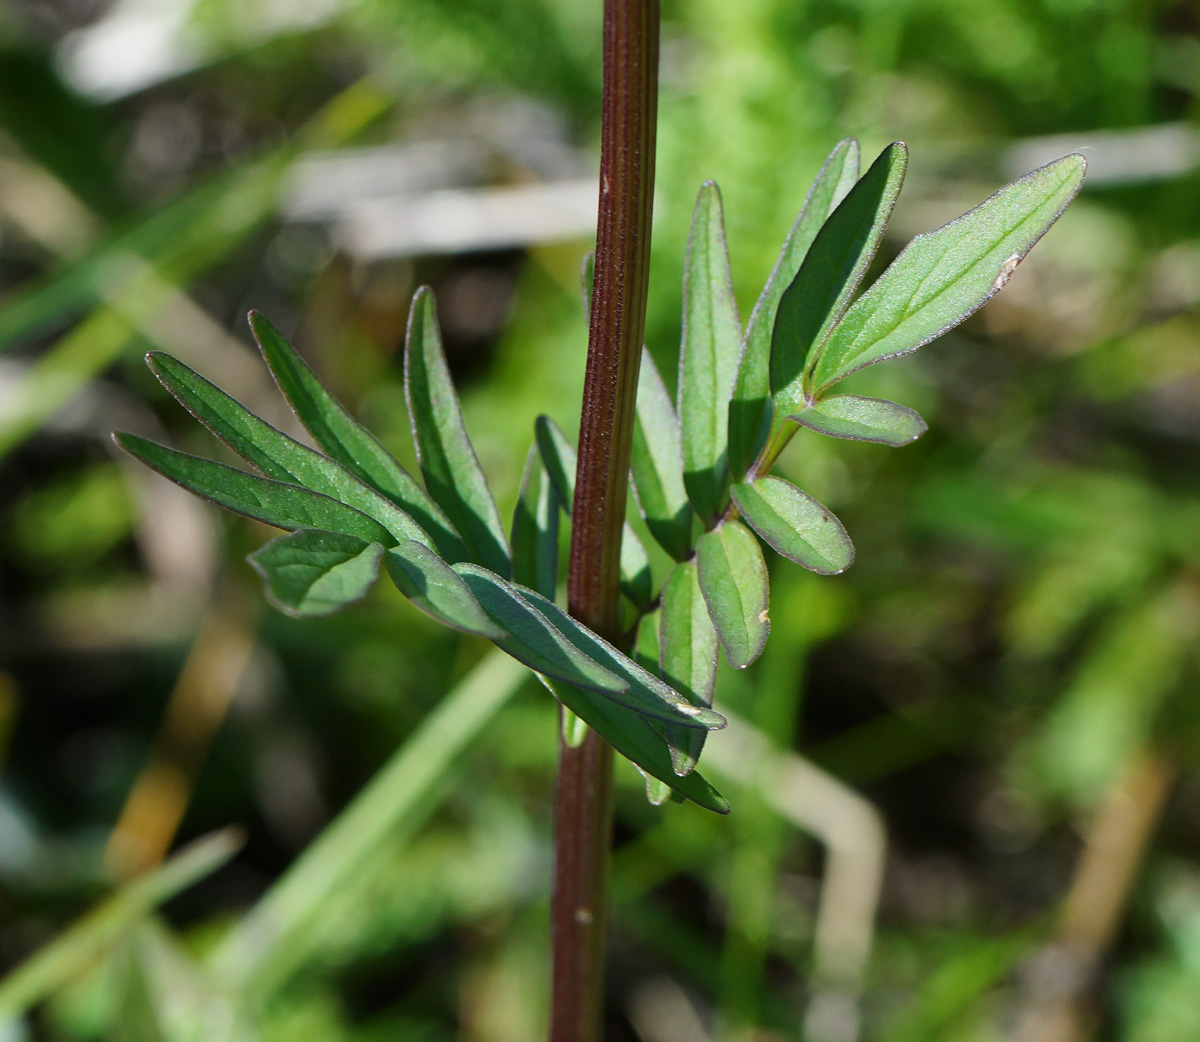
left=769, top=142, right=908, bottom=439
left=249, top=311, right=464, bottom=561
left=519, top=584, right=726, bottom=732
left=659, top=558, right=719, bottom=776
left=405, top=288, right=512, bottom=576
left=678, top=181, right=741, bottom=524
left=728, top=137, right=860, bottom=479
left=511, top=444, right=560, bottom=600
left=630, top=348, right=693, bottom=561
left=510, top=448, right=588, bottom=745
left=452, top=564, right=628, bottom=696
left=631, top=612, right=677, bottom=804
left=145, top=351, right=433, bottom=548
left=114, top=433, right=396, bottom=547
left=809, top=153, right=1087, bottom=392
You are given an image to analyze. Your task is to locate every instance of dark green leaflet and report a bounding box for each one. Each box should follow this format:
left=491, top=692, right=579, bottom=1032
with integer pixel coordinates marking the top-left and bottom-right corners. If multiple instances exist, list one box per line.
left=249, top=311, right=464, bottom=560
left=405, top=289, right=511, bottom=575
left=146, top=351, right=432, bottom=548
left=728, top=137, right=861, bottom=480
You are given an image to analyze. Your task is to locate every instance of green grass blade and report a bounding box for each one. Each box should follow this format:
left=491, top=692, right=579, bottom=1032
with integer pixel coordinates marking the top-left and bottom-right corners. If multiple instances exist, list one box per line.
left=249, top=311, right=465, bottom=561
left=384, top=540, right=506, bottom=639
left=0, top=829, right=242, bottom=1019
left=728, top=138, right=860, bottom=479
left=0, top=306, right=138, bottom=459
left=112, top=933, right=169, bottom=1042
left=0, top=163, right=293, bottom=462
left=114, top=433, right=395, bottom=545
left=453, top=564, right=628, bottom=695
left=696, top=519, right=770, bottom=670
left=678, top=181, right=742, bottom=524
left=118, top=923, right=254, bottom=1042
left=518, top=586, right=726, bottom=731
left=631, top=349, right=693, bottom=561
left=404, top=288, right=511, bottom=576
left=789, top=393, right=927, bottom=446
left=534, top=415, right=653, bottom=608
left=511, top=445, right=560, bottom=600
left=811, top=153, right=1087, bottom=392
left=660, top=559, right=719, bottom=775
left=538, top=675, right=730, bottom=813
left=212, top=651, right=528, bottom=997
left=0, top=155, right=288, bottom=352
left=248, top=529, right=384, bottom=618
left=732, top=475, right=854, bottom=576
left=770, top=142, right=908, bottom=425
left=146, top=352, right=434, bottom=548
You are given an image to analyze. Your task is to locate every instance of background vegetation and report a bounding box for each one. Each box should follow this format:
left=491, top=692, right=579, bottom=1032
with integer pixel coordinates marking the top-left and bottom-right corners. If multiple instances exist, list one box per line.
left=0, top=0, right=1198, bottom=1039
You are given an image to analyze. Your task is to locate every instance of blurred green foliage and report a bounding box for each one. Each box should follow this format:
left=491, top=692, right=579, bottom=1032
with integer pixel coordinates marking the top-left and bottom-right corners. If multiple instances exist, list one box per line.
left=0, top=0, right=1198, bottom=1040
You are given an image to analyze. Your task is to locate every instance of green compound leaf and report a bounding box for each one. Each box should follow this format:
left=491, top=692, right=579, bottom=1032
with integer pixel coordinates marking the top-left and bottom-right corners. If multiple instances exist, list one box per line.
left=114, top=433, right=396, bottom=545
left=453, top=564, right=627, bottom=696
left=405, top=288, right=512, bottom=576
left=539, top=675, right=730, bottom=814
left=696, top=519, right=769, bottom=670
left=511, top=445, right=560, bottom=600
left=659, top=559, right=719, bottom=776
left=729, top=138, right=860, bottom=480
left=145, top=352, right=433, bottom=548
left=631, top=349, right=693, bottom=561
left=732, top=475, right=854, bottom=576
left=771, top=142, right=908, bottom=427
left=520, top=586, right=726, bottom=731
left=790, top=394, right=927, bottom=446
left=249, top=529, right=384, bottom=618
left=678, top=181, right=742, bottom=524
left=384, top=540, right=506, bottom=639
left=249, top=311, right=464, bottom=561
left=810, top=153, right=1087, bottom=392
left=533, top=415, right=653, bottom=608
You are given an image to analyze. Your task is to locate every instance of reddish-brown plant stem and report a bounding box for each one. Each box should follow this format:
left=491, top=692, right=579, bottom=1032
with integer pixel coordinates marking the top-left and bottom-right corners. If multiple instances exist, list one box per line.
left=552, top=2, right=659, bottom=1040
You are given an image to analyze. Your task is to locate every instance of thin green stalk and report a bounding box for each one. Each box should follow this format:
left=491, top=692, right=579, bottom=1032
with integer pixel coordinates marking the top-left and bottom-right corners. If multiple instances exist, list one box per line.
left=552, top=2, right=659, bottom=1040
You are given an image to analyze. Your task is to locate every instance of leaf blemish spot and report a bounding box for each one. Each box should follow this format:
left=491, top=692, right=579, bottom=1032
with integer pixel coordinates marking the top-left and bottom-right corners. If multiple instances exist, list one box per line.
left=993, top=252, right=1022, bottom=291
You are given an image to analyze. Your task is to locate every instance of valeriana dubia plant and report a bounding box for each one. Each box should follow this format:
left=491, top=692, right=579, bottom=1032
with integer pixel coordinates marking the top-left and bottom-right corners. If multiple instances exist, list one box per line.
left=115, top=84, right=1084, bottom=1042
left=117, top=135, right=1084, bottom=803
